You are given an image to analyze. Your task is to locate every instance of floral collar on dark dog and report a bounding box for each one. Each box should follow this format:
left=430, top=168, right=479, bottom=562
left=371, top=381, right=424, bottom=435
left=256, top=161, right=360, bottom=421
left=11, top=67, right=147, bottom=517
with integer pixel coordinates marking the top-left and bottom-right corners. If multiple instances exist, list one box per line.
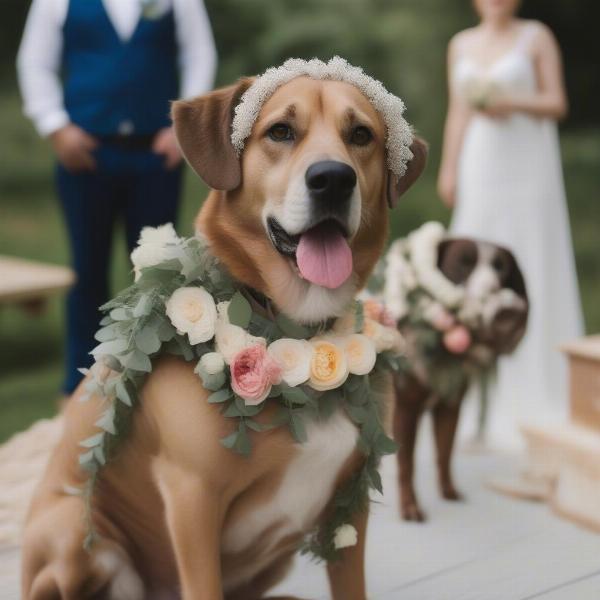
left=77, top=224, right=403, bottom=560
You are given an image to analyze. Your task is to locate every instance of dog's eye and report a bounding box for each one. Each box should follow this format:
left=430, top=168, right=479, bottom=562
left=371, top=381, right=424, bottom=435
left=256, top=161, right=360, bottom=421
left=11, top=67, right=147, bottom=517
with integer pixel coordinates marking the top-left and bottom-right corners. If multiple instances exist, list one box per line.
left=349, top=126, right=373, bottom=146
left=492, top=257, right=507, bottom=274
left=267, top=123, right=294, bottom=142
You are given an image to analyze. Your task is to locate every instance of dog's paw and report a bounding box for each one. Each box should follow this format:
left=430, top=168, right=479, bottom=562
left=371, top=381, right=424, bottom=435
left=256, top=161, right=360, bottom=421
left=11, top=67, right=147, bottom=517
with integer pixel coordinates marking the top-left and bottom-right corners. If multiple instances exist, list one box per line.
left=441, top=485, right=464, bottom=502
left=400, top=501, right=427, bottom=522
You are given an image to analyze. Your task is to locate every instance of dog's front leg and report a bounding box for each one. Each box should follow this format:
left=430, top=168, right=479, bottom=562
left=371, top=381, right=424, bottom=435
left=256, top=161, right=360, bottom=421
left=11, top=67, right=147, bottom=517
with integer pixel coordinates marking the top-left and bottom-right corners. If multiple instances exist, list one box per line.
left=158, top=463, right=224, bottom=600
left=326, top=508, right=368, bottom=600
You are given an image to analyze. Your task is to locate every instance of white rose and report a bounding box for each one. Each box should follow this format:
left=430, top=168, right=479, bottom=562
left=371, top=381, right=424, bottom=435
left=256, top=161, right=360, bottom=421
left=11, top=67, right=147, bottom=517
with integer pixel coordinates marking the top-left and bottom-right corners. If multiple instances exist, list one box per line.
left=130, top=223, right=183, bottom=280
left=363, top=318, right=404, bottom=354
left=342, top=334, right=377, bottom=376
left=333, top=524, right=358, bottom=549
left=268, top=338, right=313, bottom=387
left=165, top=286, right=217, bottom=345
left=214, top=300, right=265, bottom=363
left=409, top=222, right=464, bottom=308
left=215, top=321, right=265, bottom=364
left=138, top=223, right=179, bottom=247
left=198, top=351, right=225, bottom=375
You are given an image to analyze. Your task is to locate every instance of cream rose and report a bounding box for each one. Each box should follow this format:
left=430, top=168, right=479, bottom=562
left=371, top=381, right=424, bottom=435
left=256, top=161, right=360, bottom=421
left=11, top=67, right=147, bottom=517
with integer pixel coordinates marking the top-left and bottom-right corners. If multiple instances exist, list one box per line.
left=309, top=339, right=349, bottom=391
left=130, top=223, right=182, bottom=280
left=363, top=318, right=404, bottom=354
left=197, top=351, right=225, bottom=375
left=342, top=334, right=377, bottom=376
left=268, top=338, right=313, bottom=387
left=214, top=301, right=265, bottom=364
left=333, top=524, right=358, bottom=549
left=165, top=286, right=217, bottom=345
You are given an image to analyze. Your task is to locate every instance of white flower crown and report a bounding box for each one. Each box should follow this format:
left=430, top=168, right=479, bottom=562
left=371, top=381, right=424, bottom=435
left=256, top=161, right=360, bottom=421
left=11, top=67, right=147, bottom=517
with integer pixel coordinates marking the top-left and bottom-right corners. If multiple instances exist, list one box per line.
left=230, top=56, right=414, bottom=178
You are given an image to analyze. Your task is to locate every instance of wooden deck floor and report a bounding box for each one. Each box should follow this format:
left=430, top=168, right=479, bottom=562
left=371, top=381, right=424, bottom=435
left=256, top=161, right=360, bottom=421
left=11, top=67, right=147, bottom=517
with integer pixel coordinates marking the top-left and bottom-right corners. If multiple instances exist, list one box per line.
left=3, top=426, right=600, bottom=599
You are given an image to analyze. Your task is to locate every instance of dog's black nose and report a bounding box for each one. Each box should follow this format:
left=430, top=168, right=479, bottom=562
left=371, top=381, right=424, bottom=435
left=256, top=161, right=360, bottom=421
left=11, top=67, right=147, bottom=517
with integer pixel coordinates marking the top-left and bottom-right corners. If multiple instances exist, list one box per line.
left=305, top=161, right=357, bottom=204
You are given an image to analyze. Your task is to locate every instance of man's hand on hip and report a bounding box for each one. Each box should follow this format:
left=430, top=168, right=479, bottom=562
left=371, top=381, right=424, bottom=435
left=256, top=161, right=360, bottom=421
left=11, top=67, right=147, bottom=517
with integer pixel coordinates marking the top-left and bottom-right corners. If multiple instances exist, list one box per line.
left=152, top=127, right=183, bottom=170
left=50, top=125, right=98, bottom=172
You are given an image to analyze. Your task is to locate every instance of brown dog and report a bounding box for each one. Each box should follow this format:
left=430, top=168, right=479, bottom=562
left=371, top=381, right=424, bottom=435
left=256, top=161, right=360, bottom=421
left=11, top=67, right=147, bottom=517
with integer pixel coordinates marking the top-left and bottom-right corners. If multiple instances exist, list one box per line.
left=390, top=238, right=528, bottom=521
left=21, top=74, right=426, bottom=599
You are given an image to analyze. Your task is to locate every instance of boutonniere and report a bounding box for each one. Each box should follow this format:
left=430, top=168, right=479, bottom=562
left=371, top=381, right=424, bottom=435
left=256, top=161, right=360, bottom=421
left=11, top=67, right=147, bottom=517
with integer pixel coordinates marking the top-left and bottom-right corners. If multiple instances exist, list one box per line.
left=140, top=0, right=170, bottom=20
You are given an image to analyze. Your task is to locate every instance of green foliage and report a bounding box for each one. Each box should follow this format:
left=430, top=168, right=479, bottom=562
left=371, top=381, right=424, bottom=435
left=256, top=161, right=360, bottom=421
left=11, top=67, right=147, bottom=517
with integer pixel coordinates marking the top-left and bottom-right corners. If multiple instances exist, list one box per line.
left=74, top=235, right=398, bottom=561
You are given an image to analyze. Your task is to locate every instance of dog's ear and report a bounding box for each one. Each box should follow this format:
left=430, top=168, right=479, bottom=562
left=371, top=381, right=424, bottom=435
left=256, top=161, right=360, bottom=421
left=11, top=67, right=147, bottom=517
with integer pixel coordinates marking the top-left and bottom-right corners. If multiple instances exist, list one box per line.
left=387, top=136, right=428, bottom=208
left=171, top=77, right=254, bottom=191
left=504, top=249, right=528, bottom=302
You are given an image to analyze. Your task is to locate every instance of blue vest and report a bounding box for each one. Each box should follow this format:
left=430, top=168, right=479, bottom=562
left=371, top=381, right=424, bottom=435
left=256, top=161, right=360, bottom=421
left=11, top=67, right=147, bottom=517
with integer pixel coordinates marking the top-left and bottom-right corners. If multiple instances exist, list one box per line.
left=62, top=0, right=179, bottom=136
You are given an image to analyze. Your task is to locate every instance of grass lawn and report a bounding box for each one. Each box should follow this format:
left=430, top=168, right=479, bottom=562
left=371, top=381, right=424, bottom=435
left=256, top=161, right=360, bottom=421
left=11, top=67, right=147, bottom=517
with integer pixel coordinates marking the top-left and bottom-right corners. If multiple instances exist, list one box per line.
left=1, top=90, right=599, bottom=442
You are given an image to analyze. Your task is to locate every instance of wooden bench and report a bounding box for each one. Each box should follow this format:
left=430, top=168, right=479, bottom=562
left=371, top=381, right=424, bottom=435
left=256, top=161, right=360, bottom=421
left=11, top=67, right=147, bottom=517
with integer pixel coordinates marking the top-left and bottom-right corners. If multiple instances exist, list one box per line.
left=0, top=256, right=74, bottom=305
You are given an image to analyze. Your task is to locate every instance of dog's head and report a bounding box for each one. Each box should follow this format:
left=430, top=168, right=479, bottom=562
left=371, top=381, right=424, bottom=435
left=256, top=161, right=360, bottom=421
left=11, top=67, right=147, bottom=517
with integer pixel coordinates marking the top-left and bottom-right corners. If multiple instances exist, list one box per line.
left=172, top=75, right=426, bottom=324
left=437, top=238, right=529, bottom=354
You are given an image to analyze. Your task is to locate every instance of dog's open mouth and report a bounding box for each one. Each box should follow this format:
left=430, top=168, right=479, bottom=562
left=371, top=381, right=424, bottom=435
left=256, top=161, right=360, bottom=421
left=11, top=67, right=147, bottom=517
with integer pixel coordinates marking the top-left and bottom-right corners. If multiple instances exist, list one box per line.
left=267, top=217, right=353, bottom=289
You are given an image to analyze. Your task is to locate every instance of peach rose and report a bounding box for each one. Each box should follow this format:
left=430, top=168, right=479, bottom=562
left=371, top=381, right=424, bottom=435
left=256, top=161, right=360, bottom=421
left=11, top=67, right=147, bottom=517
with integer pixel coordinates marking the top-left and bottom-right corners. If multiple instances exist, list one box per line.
left=362, top=318, right=405, bottom=354
left=443, top=325, right=472, bottom=354
left=363, top=299, right=396, bottom=328
left=309, top=339, right=349, bottom=391
left=343, top=334, right=377, bottom=376
left=230, top=344, right=282, bottom=405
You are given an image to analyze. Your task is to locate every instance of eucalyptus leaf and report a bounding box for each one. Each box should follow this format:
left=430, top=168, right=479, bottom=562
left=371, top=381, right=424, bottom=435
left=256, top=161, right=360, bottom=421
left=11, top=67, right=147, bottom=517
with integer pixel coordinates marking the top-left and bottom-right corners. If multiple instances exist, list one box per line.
left=375, top=432, right=397, bottom=454
left=94, top=325, right=118, bottom=343
left=115, top=380, right=133, bottom=407
left=95, top=407, right=117, bottom=435
left=207, top=388, right=233, bottom=404
left=246, top=419, right=277, bottom=433
left=289, top=412, right=307, bottom=443
left=110, top=308, right=131, bottom=322
left=92, top=338, right=129, bottom=357
left=354, top=301, right=364, bottom=333
left=199, top=371, right=226, bottom=392
left=233, top=424, right=252, bottom=456
left=157, top=319, right=176, bottom=342
left=282, top=385, right=310, bottom=406
left=120, top=350, right=152, bottom=373
left=275, top=313, right=310, bottom=339
left=228, top=291, right=252, bottom=328
left=79, top=433, right=104, bottom=449
left=133, top=294, right=153, bottom=318
left=93, top=445, right=106, bottom=466
left=135, top=327, right=161, bottom=354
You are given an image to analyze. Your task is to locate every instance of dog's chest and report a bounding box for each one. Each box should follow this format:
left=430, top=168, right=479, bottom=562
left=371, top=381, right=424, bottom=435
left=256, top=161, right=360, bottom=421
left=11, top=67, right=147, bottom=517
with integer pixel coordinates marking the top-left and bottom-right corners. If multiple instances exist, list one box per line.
left=221, top=408, right=358, bottom=586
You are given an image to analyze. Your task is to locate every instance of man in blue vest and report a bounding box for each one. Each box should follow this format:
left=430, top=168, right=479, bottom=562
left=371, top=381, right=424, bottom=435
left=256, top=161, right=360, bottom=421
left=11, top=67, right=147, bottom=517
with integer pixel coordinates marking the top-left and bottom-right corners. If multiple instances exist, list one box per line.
left=17, top=0, right=217, bottom=394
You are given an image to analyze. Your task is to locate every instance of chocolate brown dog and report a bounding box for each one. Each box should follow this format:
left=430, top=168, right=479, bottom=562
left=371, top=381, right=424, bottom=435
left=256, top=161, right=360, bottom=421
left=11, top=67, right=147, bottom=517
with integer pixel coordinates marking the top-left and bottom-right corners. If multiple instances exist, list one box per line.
left=387, top=236, right=528, bottom=521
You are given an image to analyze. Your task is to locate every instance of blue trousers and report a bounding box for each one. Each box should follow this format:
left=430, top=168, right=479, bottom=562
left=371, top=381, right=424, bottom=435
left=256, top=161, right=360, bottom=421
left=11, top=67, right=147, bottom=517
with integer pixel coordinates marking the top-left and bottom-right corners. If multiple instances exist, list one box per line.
left=57, top=145, right=182, bottom=393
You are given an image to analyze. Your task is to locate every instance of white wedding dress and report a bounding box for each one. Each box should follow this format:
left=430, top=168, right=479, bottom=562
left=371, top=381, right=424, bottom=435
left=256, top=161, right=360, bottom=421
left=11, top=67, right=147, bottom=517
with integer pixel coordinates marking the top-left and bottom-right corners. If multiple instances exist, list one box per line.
left=451, top=22, right=584, bottom=449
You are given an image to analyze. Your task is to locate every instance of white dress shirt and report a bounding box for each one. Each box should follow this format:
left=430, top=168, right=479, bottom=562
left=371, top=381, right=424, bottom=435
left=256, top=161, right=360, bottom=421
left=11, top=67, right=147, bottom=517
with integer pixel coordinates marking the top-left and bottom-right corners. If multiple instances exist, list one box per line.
left=17, top=0, right=217, bottom=137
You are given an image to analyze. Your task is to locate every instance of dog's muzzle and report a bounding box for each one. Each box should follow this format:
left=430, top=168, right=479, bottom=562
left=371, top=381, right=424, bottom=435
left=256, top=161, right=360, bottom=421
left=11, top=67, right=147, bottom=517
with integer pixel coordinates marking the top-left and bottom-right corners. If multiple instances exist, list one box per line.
left=305, top=160, right=356, bottom=229
left=266, top=161, right=357, bottom=290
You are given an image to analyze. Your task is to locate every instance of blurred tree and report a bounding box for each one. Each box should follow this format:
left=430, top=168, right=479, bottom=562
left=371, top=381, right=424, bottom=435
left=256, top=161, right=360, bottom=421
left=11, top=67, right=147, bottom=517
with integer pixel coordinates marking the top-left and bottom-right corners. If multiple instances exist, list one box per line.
left=0, top=0, right=596, bottom=139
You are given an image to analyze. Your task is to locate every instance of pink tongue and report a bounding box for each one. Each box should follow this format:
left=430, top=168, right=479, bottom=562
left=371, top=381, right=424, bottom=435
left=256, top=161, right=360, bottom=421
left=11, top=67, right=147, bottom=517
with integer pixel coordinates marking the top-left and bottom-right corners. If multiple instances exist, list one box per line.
left=296, top=223, right=353, bottom=289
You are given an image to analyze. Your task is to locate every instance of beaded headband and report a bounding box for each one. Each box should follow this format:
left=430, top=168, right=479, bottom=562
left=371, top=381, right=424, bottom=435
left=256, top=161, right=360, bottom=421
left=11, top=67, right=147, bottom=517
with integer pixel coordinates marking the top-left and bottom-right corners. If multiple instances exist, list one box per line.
left=230, top=56, right=414, bottom=178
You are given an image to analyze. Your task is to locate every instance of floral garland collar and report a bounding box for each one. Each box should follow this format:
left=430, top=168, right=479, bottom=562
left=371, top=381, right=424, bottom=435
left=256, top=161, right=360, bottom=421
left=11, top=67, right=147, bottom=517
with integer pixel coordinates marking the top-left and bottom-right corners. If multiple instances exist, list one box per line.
left=78, top=224, right=403, bottom=560
left=378, top=221, right=522, bottom=400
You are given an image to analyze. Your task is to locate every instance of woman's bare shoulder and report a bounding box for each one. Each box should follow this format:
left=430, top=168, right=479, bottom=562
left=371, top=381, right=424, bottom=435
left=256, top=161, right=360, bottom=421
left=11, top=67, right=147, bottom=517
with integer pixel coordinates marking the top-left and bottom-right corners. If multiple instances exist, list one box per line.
left=448, top=27, right=479, bottom=57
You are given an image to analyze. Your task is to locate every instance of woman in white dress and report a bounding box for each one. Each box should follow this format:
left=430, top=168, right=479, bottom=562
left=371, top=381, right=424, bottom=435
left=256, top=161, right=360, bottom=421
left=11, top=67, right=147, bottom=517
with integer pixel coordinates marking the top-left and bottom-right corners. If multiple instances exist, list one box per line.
left=437, top=0, right=584, bottom=448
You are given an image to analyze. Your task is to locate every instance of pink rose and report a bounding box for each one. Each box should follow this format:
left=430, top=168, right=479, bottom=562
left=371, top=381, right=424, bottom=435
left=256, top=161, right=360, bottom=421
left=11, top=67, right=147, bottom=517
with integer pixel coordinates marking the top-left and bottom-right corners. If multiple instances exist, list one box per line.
left=443, top=325, right=472, bottom=354
left=230, top=344, right=282, bottom=405
left=432, top=308, right=455, bottom=332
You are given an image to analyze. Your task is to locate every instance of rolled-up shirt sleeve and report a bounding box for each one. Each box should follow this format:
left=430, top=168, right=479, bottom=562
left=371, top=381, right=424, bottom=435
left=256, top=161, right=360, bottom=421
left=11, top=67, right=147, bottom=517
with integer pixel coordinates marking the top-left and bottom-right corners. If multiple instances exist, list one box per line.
left=16, top=0, right=69, bottom=137
left=174, top=0, right=218, bottom=100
